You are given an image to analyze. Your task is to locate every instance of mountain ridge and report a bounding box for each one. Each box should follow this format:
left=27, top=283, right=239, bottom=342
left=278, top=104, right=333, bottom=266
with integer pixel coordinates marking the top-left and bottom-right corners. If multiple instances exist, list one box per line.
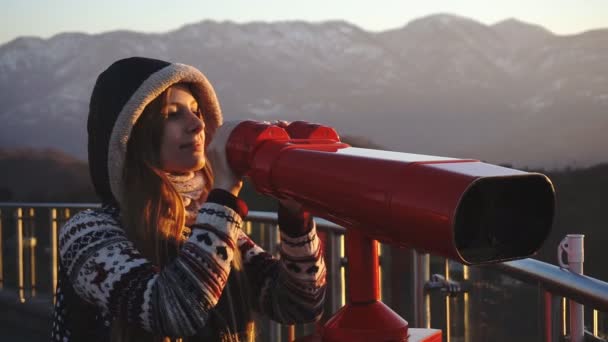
left=1, top=14, right=607, bottom=168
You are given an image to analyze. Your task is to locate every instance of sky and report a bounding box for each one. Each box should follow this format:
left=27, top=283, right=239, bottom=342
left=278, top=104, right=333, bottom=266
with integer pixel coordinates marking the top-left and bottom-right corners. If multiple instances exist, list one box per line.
left=2, top=0, right=608, bottom=45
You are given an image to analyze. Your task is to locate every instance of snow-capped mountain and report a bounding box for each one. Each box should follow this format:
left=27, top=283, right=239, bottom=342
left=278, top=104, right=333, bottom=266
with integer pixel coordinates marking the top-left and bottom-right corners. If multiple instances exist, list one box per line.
left=1, top=14, right=607, bottom=168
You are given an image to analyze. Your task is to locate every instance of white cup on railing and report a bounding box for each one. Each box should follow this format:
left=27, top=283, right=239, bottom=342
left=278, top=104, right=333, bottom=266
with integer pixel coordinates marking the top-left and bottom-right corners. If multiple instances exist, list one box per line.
left=557, top=234, right=584, bottom=273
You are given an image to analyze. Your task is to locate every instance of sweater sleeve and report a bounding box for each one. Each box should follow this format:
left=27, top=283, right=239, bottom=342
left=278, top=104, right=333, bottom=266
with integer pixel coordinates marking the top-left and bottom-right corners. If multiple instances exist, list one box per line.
left=58, top=203, right=242, bottom=337
left=239, top=218, right=327, bottom=324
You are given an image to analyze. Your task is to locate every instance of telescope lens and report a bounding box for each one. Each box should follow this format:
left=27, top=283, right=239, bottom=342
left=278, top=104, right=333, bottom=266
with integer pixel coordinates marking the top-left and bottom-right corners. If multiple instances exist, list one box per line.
left=454, top=174, right=555, bottom=264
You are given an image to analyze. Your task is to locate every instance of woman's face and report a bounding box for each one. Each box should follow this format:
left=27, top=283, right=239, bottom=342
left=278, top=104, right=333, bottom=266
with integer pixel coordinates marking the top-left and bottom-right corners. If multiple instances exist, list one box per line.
left=159, top=84, right=206, bottom=173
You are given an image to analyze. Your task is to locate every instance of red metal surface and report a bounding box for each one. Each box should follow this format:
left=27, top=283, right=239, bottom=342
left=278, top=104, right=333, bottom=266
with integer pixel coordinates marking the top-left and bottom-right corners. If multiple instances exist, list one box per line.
left=346, top=229, right=379, bottom=303
left=223, top=120, right=555, bottom=341
left=225, top=120, right=290, bottom=176
left=284, top=121, right=341, bottom=141
left=319, top=228, right=409, bottom=341
left=322, top=301, right=409, bottom=341
left=238, top=138, right=476, bottom=262
left=225, top=120, right=554, bottom=265
left=295, top=329, right=441, bottom=342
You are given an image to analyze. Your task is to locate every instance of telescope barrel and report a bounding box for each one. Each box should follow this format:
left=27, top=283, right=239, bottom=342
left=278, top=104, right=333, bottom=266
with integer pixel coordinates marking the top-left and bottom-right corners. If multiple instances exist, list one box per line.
left=226, top=121, right=555, bottom=265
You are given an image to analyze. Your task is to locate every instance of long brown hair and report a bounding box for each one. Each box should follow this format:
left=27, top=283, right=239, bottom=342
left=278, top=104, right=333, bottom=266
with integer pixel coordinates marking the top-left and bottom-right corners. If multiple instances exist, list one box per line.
left=112, top=84, right=216, bottom=341
left=122, top=84, right=214, bottom=265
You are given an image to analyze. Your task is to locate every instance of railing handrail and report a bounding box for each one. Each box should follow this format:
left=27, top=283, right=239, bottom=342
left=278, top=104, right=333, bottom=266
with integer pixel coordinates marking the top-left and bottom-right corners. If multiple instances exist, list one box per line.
left=245, top=210, right=346, bottom=234
left=0, top=202, right=347, bottom=234
left=494, top=258, right=608, bottom=312
left=0, top=202, right=101, bottom=209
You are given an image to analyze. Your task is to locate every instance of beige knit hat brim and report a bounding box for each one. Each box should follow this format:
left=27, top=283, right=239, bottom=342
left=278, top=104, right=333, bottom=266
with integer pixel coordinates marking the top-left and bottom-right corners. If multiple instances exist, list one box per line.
left=108, top=63, right=223, bottom=205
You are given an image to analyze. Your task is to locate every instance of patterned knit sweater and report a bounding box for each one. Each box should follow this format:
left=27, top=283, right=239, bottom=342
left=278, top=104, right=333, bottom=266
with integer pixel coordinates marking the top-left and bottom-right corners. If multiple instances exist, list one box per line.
left=51, top=200, right=326, bottom=341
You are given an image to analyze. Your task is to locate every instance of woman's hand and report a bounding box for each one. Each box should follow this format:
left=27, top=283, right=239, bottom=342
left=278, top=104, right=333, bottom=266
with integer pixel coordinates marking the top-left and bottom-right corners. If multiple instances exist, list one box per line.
left=278, top=197, right=304, bottom=215
left=272, top=120, right=305, bottom=214
left=206, top=121, right=244, bottom=197
left=277, top=197, right=312, bottom=237
left=273, top=120, right=290, bottom=129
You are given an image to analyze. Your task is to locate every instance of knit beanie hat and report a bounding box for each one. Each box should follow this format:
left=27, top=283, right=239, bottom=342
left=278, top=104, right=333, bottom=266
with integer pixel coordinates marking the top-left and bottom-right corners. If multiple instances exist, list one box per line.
left=87, top=57, right=223, bottom=205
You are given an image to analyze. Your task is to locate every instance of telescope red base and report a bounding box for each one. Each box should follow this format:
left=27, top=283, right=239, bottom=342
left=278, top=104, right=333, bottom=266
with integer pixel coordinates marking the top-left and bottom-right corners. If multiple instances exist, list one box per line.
left=321, top=300, right=409, bottom=341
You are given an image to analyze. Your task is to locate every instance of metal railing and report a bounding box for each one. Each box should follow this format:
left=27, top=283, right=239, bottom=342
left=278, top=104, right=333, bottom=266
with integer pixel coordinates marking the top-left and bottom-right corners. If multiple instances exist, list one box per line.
left=1, top=202, right=607, bottom=342
left=498, top=258, right=608, bottom=340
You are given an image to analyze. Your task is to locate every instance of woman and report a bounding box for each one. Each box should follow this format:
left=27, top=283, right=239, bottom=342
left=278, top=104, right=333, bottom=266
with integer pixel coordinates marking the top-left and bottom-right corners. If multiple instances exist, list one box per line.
left=51, top=57, right=326, bottom=341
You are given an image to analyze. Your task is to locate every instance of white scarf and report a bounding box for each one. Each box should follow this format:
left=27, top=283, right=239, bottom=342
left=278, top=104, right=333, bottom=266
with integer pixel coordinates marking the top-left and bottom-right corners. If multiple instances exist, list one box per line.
left=166, top=171, right=205, bottom=226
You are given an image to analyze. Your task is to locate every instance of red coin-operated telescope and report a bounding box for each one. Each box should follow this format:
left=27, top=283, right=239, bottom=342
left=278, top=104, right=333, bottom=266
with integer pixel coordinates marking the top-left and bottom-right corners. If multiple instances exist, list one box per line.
left=225, top=120, right=555, bottom=342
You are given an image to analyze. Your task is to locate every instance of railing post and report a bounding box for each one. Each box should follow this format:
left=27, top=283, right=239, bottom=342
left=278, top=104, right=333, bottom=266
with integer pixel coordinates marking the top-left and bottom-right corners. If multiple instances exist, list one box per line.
left=269, top=321, right=280, bottom=342
left=378, top=243, right=383, bottom=301
left=340, top=234, right=346, bottom=307
left=50, top=208, right=58, bottom=301
left=558, top=234, right=585, bottom=342
left=244, top=220, right=252, bottom=235
left=326, top=231, right=343, bottom=315
left=463, top=265, right=470, bottom=342
left=412, top=250, right=430, bottom=328
left=445, top=259, right=451, bottom=342
left=540, top=288, right=561, bottom=342
left=27, top=208, right=37, bottom=297
left=256, top=221, right=280, bottom=342
left=269, top=223, right=281, bottom=342
left=592, top=309, right=598, bottom=338
left=16, top=207, right=25, bottom=302
left=269, top=223, right=279, bottom=255
left=0, top=208, right=3, bottom=290
left=562, top=297, right=568, bottom=338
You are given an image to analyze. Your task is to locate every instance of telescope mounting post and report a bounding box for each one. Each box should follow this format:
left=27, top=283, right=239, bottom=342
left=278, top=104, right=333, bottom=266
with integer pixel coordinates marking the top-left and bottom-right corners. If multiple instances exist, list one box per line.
left=321, top=228, right=410, bottom=341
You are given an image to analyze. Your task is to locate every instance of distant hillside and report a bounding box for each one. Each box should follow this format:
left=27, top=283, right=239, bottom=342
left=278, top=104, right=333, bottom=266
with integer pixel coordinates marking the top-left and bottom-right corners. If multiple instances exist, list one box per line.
left=0, top=148, right=279, bottom=209
left=535, top=164, right=608, bottom=281
left=1, top=15, right=607, bottom=168
left=0, top=148, right=96, bottom=202
left=0, top=136, right=381, bottom=206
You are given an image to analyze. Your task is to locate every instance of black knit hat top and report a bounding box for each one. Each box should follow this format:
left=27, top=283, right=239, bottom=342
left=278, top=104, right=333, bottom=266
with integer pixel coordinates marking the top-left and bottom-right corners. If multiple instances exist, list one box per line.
left=87, top=57, right=223, bottom=205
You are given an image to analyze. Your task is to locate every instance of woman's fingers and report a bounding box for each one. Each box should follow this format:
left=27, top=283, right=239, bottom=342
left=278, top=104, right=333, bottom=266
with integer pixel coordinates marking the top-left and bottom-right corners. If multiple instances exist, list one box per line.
left=206, top=120, right=290, bottom=196
left=278, top=197, right=304, bottom=215
left=207, top=120, right=244, bottom=196
left=273, top=120, right=290, bottom=128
